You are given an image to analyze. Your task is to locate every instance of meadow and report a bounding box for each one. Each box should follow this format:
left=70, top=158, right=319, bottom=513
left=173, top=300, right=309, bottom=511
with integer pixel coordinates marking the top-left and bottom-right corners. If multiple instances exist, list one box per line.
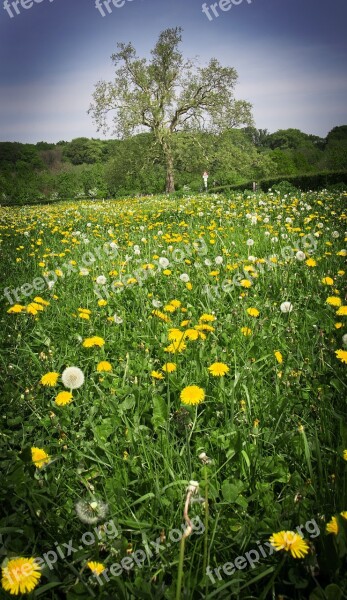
left=0, top=189, right=346, bottom=600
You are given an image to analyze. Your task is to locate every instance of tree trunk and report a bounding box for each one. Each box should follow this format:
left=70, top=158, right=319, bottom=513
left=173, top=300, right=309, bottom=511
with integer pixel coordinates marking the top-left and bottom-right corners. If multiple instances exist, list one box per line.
left=161, top=138, right=175, bottom=193
left=165, top=155, right=175, bottom=193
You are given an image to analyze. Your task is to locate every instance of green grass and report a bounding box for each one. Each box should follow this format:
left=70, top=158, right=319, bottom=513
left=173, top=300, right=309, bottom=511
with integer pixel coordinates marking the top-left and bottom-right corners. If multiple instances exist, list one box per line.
left=0, top=190, right=346, bottom=599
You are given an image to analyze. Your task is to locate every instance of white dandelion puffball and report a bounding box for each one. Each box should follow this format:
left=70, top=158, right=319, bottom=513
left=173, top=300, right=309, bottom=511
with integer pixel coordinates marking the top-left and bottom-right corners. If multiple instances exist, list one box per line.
left=180, top=273, right=190, bottom=283
left=110, top=241, right=118, bottom=250
left=75, top=499, right=108, bottom=524
left=133, top=245, right=141, bottom=255
left=62, top=367, right=85, bottom=390
left=342, top=333, right=347, bottom=347
left=280, top=301, right=293, bottom=314
left=152, top=299, right=162, bottom=308
left=159, top=257, right=169, bottom=269
left=295, top=251, right=306, bottom=261
left=332, top=231, right=339, bottom=238
left=113, top=314, right=123, bottom=324
left=204, top=259, right=212, bottom=267
left=215, top=256, right=223, bottom=265
left=80, top=268, right=89, bottom=276
left=96, top=275, right=107, bottom=285
left=248, top=255, right=256, bottom=262
left=246, top=239, right=254, bottom=246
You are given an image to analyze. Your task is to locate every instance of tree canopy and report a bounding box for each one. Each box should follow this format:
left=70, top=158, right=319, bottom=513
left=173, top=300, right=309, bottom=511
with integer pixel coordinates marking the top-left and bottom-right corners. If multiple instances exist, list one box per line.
left=89, top=27, right=253, bottom=192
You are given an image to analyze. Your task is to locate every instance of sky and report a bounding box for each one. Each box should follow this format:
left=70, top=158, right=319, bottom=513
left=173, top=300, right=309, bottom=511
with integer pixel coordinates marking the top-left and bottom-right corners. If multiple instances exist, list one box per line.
left=0, top=0, right=346, bottom=143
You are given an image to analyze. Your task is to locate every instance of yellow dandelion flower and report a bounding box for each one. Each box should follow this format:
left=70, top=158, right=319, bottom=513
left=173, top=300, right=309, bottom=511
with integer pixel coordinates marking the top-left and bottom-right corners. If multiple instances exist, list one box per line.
left=163, top=269, right=171, bottom=276
left=1, top=557, right=41, bottom=595
left=335, top=349, right=347, bottom=364
left=208, top=362, right=229, bottom=377
left=168, top=328, right=185, bottom=342
left=78, top=308, right=91, bottom=314
left=183, top=329, right=200, bottom=341
left=162, top=362, right=177, bottom=373
left=241, top=327, right=252, bottom=336
left=180, top=319, right=190, bottom=327
left=40, top=372, right=59, bottom=386
left=164, top=304, right=177, bottom=313
left=336, top=306, right=347, bottom=316
left=326, top=516, right=339, bottom=535
left=343, top=449, right=347, bottom=461
left=79, top=312, right=90, bottom=320
left=33, top=297, right=49, bottom=306
left=87, top=561, right=106, bottom=576
left=26, top=305, right=38, bottom=316
left=199, top=313, right=216, bottom=322
left=7, top=304, right=26, bottom=314
left=97, top=361, right=112, bottom=372
left=321, top=276, right=334, bottom=285
left=31, top=447, right=50, bottom=469
left=335, top=322, right=343, bottom=329
left=170, top=300, right=181, bottom=308
left=274, top=351, right=283, bottom=364
left=164, top=340, right=187, bottom=353
left=326, top=297, right=342, bottom=307
left=269, top=531, right=309, bottom=558
left=98, top=299, right=107, bottom=307
left=152, top=309, right=171, bottom=322
left=29, top=302, right=44, bottom=311
left=247, top=307, right=259, bottom=317
left=55, top=391, right=73, bottom=406
left=151, top=370, right=165, bottom=380
left=240, top=279, right=252, bottom=288
left=186, top=282, right=193, bottom=290
left=306, top=258, right=317, bottom=267
left=180, top=385, right=205, bottom=406
left=194, top=323, right=215, bottom=332
left=82, top=336, right=105, bottom=348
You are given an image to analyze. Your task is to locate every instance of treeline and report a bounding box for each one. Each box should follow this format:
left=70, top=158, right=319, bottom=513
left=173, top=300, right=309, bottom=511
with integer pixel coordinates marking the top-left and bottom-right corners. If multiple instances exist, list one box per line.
left=1, top=126, right=347, bottom=204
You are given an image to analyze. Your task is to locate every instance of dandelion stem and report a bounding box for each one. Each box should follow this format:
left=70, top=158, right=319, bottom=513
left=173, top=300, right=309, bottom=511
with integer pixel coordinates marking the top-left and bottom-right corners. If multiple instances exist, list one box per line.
left=176, top=487, right=194, bottom=600
left=203, top=467, right=209, bottom=595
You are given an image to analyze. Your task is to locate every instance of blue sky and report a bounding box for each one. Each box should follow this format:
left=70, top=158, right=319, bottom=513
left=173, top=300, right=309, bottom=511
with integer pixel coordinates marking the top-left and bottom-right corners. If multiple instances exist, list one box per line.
left=0, top=0, right=346, bottom=142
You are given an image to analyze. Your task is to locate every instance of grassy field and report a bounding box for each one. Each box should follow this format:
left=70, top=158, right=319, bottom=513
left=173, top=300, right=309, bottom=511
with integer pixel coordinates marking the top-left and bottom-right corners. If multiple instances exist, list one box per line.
left=0, top=190, right=346, bottom=600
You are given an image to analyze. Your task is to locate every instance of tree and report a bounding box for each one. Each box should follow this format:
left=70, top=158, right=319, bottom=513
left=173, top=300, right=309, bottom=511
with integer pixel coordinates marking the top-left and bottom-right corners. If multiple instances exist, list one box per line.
left=88, top=27, right=253, bottom=193
left=63, top=137, right=103, bottom=165
left=243, top=127, right=269, bottom=148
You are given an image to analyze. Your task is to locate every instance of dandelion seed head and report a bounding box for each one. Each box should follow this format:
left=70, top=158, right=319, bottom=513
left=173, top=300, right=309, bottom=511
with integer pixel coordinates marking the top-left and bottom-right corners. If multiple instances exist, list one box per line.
left=61, top=366, right=85, bottom=390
